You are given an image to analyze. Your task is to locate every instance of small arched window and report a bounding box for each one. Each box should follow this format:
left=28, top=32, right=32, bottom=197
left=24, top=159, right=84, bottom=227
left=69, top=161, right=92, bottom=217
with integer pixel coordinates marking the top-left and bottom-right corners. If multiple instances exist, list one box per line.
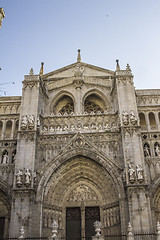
left=0, top=121, right=3, bottom=136
left=139, top=113, right=146, bottom=126
left=149, top=112, right=156, bottom=126
left=5, top=120, right=12, bottom=138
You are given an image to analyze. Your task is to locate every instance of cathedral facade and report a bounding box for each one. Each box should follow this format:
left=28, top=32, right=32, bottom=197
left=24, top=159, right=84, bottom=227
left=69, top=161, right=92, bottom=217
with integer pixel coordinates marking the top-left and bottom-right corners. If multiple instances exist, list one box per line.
left=0, top=51, right=160, bottom=239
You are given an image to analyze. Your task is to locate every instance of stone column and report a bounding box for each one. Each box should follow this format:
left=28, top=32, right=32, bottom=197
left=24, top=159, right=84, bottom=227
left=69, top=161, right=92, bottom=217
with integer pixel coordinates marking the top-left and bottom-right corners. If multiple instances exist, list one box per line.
left=145, top=112, right=150, bottom=131
left=1, top=119, right=6, bottom=140
left=155, top=112, right=160, bottom=131
left=11, top=119, right=16, bottom=138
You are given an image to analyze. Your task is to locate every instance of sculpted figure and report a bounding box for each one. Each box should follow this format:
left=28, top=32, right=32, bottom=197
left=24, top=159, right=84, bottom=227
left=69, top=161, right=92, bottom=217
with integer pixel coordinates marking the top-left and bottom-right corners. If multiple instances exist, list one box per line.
left=33, top=172, right=37, bottom=185
left=144, top=144, right=150, bottom=157
left=37, top=117, right=40, bottom=128
left=136, top=165, right=143, bottom=181
left=21, top=115, right=28, bottom=128
left=16, top=170, right=23, bottom=186
left=12, top=152, right=16, bottom=163
left=2, top=153, right=9, bottom=164
left=155, top=144, right=160, bottom=157
left=128, top=164, right=136, bottom=183
left=28, top=115, right=34, bottom=126
left=122, top=111, right=129, bottom=125
left=130, top=110, right=137, bottom=125
left=25, top=169, right=31, bottom=185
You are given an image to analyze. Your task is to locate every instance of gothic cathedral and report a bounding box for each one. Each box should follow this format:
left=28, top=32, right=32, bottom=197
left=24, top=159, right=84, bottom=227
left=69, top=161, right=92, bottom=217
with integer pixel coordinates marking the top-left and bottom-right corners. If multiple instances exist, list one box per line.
left=0, top=51, right=160, bottom=239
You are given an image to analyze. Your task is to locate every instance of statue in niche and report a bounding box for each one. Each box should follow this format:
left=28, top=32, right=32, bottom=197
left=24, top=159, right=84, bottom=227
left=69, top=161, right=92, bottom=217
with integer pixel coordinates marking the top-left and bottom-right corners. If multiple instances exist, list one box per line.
left=21, top=115, right=28, bottom=128
left=63, top=125, right=68, bottom=131
left=25, top=169, right=31, bottom=185
left=130, top=110, right=137, bottom=125
left=122, top=111, right=129, bottom=125
left=128, top=164, right=136, bottom=183
left=16, top=170, right=23, bottom=186
left=37, top=117, right=40, bottom=128
left=43, top=126, right=47, bottom=132
left=83, top=124, right=89, bottom=130
left=70, top=125, right=75, bottom=131
left=155, top=144, right=160, bottom=157
left=12, top=151, right=16, bottom=163
left=33, top=172, right=37, bottom=185
left=104, top=122, right=110, bottom=130
left=49, top=126, right=54, bottom=131
left=2, top=152, right=9, bottom=164
left=144, top=144, right=150, bottom=157
left=136, top=165, right=144, bottom=182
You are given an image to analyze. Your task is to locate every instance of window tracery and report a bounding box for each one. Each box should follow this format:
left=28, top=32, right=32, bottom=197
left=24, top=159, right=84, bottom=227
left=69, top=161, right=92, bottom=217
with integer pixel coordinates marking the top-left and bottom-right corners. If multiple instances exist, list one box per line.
left=59, top=102, right=74, bottom=115
left=84, top=100, right=104, bottom=113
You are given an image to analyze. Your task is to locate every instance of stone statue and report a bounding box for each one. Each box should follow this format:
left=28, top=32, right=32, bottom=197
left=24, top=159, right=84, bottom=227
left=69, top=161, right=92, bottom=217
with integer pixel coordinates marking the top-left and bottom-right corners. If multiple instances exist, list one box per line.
left=2, top=153, right=9, bottom=164
left=37, top=117, right=40, bottom=128
left=136, top=165, right=144, bottom=182
left=130, top=110, right=137, bottom=125
left=28, top=115, right=34, bottom=126
left=155, top=144, right=160, bottom=157
left=128, top=164, right=136, bottom=183
left=122, top=111, right=129, bottom=125
left=33, top=171, right=37, bottom=185
left=94, top=221, right=102, bottom=236
left=144, top=144, right=150, bottom=157
left=12, top=152, right=16, bottom=163
left=25, top=169, right=31, bottom=185
left=21, top=115, right=28, bottom=129
left=16, top=170, right=23, bottom=186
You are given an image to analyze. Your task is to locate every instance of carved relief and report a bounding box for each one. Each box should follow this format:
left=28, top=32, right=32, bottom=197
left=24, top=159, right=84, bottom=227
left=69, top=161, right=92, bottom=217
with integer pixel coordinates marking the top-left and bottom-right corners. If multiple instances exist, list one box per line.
left=130, top=110, right=137, bottom=125
left=122, top=111, right=129, bottom=125
left=21, top=115, right=35, bottom=130
left=67, top=185, right=98, bottom=202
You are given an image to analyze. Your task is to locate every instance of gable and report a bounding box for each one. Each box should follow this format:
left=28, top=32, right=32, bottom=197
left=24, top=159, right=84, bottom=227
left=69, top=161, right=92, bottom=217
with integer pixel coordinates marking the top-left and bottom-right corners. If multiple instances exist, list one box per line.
left=43, top=62, right=115, bottom=80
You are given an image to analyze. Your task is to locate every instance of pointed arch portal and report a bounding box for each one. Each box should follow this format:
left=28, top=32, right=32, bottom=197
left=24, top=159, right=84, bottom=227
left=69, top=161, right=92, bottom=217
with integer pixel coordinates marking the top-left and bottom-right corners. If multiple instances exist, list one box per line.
left=41, top=155, right=122, bottom=239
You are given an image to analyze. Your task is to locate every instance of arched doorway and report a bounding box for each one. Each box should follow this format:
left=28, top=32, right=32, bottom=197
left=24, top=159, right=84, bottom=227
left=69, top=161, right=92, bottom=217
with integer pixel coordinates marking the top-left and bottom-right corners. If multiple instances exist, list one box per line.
left=41, top=156, right=121, bottom=239
left=0, top=189, right=11, bottom=239
left=153, top=186, right=160, bottom=224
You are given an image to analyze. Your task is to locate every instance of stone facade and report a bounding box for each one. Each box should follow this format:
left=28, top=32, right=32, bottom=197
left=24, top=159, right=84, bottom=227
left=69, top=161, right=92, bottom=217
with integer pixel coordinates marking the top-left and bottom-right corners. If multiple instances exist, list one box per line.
left=0, top=52, right=160, bottom=239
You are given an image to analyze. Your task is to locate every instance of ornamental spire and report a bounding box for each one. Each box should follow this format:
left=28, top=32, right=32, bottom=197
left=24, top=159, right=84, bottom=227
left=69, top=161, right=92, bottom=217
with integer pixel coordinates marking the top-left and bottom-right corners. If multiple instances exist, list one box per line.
left=39, top=62, right=44, bottom=75
left=0, top=8, right=5, bottom=28
left=116, top=59, right=120, bottom=71
left=77, top=49, right=81, bottom=62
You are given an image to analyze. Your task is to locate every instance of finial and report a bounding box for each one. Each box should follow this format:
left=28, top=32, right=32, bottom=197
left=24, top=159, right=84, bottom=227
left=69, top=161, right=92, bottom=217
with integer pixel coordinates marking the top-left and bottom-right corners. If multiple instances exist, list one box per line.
left=39, top=62, right=44, bottom=75
left=29, top=68, right=34, bottom=75
left=126, top=63, right=131, bottom=72
left=0, top=8, right=5, bottom=28
left=77, top=49, right=81, bottom=62
left=116, top=59, right=120, bottom=71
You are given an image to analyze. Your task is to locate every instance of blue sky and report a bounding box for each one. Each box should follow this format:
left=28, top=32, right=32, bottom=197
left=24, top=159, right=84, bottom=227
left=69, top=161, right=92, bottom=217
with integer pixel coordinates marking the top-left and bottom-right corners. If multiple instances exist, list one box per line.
left=1, top=0, right=160, bottom=96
